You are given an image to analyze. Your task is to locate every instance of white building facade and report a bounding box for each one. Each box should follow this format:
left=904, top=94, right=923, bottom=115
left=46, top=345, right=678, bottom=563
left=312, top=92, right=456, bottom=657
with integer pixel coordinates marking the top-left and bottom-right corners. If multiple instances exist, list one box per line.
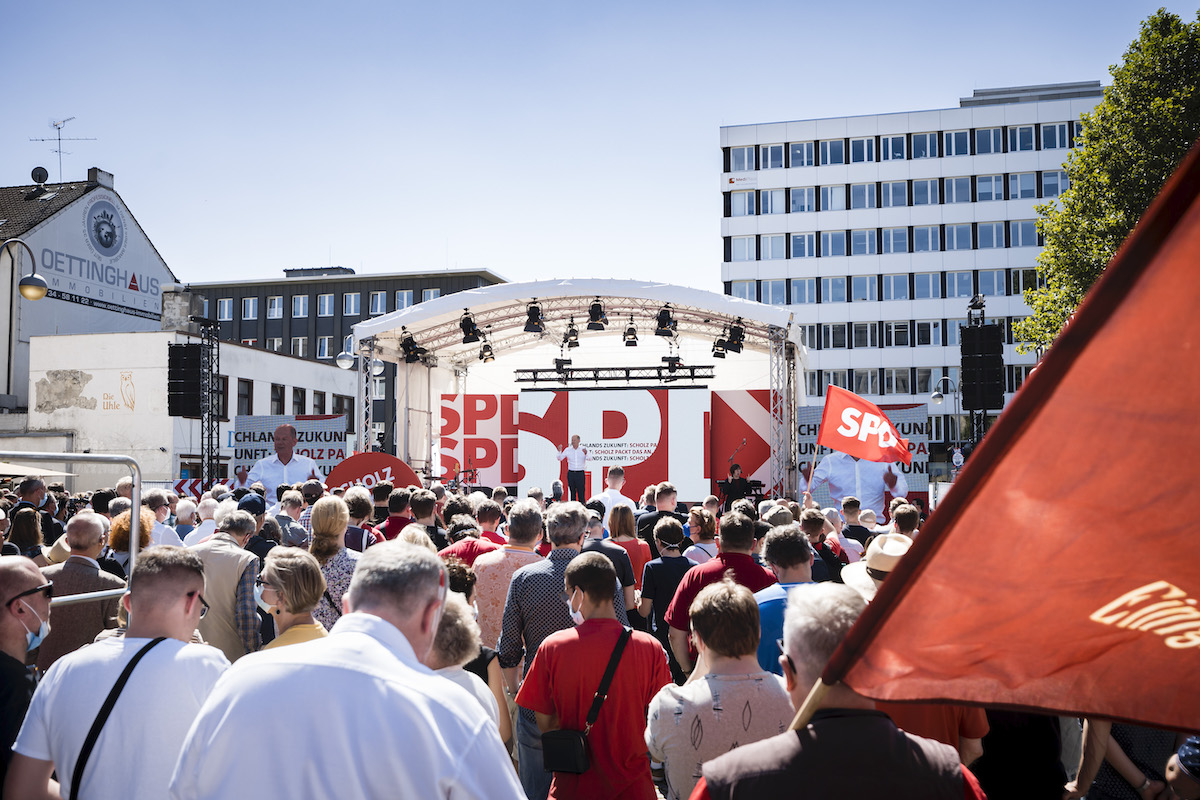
left=720, top=82, right=1103, bottom=473
left=26, top=331, right=357, bottom=490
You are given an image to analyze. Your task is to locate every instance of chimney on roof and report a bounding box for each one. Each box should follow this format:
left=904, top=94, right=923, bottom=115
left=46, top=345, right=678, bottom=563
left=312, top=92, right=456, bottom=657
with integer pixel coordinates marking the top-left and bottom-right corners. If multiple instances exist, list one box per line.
left=87, top=167, right=114, bottom=189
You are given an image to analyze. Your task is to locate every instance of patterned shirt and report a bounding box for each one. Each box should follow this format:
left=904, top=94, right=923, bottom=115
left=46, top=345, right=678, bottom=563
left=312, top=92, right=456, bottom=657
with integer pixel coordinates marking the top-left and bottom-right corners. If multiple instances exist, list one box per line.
left=472, top=545, right=544, bottom=650
left=314, top=548, right=360, bottom=630
left=497, top=548, right=630, bottom=725
left=298, top=506, right=314, bottom=537
left=234, top=562, right=260, bottom=655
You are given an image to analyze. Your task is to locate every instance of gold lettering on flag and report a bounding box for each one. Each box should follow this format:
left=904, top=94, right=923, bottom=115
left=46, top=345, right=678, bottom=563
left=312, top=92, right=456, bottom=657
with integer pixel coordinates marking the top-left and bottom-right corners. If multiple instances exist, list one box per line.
left=1091, top=581, right=1200, bottom=649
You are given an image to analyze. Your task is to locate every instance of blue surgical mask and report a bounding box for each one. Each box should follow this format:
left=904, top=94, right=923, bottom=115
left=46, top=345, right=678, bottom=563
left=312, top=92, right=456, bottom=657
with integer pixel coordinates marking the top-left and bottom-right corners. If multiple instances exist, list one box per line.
left=36, top=494, right=47, bottom=509
left=254, top=583, right=273, bottom=614
left=20, top=601, right=50, bottom=652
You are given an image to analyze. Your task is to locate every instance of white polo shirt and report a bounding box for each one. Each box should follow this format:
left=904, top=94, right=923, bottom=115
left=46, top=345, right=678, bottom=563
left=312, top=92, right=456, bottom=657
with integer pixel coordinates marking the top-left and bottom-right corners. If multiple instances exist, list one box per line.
left=246, top=452, right=322, bottom=493
left=169, top=613, right=523, bottom=799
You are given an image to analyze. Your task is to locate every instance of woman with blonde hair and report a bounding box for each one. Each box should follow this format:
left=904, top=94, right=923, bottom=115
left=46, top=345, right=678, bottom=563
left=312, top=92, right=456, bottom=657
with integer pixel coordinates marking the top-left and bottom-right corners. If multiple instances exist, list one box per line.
left=108, top=507, right=155, bottom=572
left=308, top=496, right=359, bottom=630
left=398, top=523, right=438, bottom=553
left=258, top=548, right=330, bottom=649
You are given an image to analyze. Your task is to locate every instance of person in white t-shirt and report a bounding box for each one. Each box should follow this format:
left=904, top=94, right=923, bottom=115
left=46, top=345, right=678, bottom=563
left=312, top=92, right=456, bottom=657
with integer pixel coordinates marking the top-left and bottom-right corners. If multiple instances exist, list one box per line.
left=597, top=465, right=637, bottom=526
left=556, top=434, right=591, bottom=503
left=6, top=548, right=229, bottom=800
left=144, top=488, right=184, bottom=548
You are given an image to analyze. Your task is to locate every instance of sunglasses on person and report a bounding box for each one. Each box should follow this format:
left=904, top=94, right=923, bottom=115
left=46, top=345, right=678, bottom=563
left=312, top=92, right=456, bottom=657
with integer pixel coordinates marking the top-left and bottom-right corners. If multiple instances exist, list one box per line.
left=4, top=581, right=53, bottom=608
left=254, top=577, right=275, bottom=590
left=186, top=590, right=210, bottom=618
left=777, top=638, right=796, bottom=675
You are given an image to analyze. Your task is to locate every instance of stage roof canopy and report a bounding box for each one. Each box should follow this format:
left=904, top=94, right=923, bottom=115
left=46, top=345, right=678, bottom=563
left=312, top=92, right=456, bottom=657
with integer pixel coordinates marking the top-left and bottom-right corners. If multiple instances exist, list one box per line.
left=353, top=278, right=799, bottom=366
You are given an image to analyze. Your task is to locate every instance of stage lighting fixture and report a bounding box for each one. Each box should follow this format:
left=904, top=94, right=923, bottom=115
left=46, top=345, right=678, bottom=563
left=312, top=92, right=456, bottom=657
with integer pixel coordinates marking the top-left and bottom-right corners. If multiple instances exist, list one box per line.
left=565, top=319, right=579, bottom=348
left=460, top=310, right=480, bottom=344
left=524, top=301, right=545, bottom=333
left=554, top=357, right=572, bottom=373
left=654, top=305, right=676, bottom=336
left=662, top=355, right=681, bottom=373
left=623, top=317, right=638, bottom=347
left=479, top=342, right=495, bottom=362
left=400, top=329, right=428, bottom=364
left=726, top=319, right=745, bottom=353
left=712, top=336, right=727, bottom=359
left=587, top=299, right=607, bottom=331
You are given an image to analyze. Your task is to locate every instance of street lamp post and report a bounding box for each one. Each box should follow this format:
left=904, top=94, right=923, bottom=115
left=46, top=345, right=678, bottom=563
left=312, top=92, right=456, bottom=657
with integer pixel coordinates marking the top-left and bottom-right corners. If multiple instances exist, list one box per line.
left=3, top=238, right=47, bottom=401
left=929, top=376, right=960, bottom=450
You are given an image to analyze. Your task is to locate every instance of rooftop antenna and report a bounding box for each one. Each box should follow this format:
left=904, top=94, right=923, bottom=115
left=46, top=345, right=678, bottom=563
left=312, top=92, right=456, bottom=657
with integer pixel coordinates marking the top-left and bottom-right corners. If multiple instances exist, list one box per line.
left=29, top=117, right=96, bottom=184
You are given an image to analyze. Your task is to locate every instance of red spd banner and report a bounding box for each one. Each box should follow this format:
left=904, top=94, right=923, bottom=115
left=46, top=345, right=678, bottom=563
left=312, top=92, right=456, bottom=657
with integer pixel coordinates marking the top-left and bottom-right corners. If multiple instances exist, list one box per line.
left=817, top=386, right=911, bottom=465
left=440, top=394, right=520, bottom=487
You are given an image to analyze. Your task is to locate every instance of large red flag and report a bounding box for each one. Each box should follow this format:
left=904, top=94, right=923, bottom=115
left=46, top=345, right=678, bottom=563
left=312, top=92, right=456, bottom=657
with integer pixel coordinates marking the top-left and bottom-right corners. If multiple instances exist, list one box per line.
left=817, top=386, right=912, bottom=466
left=820, top=139, right=1200, bottom=731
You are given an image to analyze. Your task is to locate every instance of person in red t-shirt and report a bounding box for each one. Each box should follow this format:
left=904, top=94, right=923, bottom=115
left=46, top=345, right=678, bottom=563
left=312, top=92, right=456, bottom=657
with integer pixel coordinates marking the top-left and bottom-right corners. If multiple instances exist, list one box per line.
left=517, top=551, right=671, bottom=800
left=476, top=499, right=507, bottom=545
left=664, top=512, right=776, bottom=676
left=438, top=516, right=501, bottom=567
left=375, top=488, right=415, bottom=541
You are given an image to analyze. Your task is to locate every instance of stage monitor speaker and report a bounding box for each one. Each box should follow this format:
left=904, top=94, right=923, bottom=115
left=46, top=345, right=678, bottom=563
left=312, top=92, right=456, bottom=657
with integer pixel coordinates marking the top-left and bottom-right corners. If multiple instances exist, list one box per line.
left=960, top=324, right=1005, bottom=411
left=168, top=343, right=203, bottom=417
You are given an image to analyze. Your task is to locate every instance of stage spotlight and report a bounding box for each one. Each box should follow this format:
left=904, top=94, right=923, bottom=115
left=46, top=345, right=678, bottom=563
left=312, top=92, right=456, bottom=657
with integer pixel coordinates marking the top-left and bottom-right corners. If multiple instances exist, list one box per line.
left=400, top=329, right=428, bottom=364
left=623, top=316, right=638, bottom=347
left=524, top=301, right=544, bottom=333
left=565, top=319, right=579, bottom=348
left=726, top=319, right=745, bottom=353
left=554, top=357, right=572, bottom=373
left=479, top=342, right=495, bottom=362
left=587, top=299, right=607, bottom=331
left=712, top=336, right=727, bottom=359
left=654, top=305, right=676, bottom=337
left=460, top=310, right=480, bottom=344
left=662, top=355, right=681, bottom=373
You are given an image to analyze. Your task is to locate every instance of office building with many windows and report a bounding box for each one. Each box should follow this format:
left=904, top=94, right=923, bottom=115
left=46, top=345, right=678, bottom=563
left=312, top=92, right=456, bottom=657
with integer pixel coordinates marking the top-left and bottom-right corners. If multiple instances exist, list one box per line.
left=190, top=266, right=506, bottom=455
left=720, top=82, right=1103, bottom=473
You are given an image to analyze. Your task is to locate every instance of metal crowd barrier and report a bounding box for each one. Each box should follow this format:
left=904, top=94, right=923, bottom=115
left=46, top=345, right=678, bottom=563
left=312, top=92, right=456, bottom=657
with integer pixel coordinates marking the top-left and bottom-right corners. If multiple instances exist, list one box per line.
left=1, top=451, right=141, bottom=608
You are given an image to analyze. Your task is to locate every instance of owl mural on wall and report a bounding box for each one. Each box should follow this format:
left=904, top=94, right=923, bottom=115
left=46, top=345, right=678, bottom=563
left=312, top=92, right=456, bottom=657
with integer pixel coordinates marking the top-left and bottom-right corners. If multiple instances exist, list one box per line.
left=120, top=372, right=135, bottom=411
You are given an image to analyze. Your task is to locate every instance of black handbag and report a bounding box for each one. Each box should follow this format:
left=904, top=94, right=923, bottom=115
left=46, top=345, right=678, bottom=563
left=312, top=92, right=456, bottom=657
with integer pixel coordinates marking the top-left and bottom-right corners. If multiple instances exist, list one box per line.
left=540, top=626, right=632, bottom=774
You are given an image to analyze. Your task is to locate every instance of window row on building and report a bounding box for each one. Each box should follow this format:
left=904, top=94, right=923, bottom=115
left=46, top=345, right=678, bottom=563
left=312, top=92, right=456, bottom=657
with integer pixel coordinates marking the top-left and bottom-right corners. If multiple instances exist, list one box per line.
left=213, top=288, right=442, bottom=323
left=726, top=220, right=1041, bottom=262
left=238, top=334, right=365, bottom=361
left=726, top=171, right=1068, bottom=217
left=794, top=315, right=1028, bottom=353
left=728, top=267, right=1042, bottom=306
left=188, top=375, right=354, bottom=425
left=805, top=363, right=1035, bottom=400
left=725, top=122, right=1081, bottom=171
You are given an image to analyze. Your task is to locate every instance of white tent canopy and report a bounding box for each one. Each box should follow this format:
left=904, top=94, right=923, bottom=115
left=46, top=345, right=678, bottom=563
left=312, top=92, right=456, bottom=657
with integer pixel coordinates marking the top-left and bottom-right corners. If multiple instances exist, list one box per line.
left=352, top=278, right=800, bottom=367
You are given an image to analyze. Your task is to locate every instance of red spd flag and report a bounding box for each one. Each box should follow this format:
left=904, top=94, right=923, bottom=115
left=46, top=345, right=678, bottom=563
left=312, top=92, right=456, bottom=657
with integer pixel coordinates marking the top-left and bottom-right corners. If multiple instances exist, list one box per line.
left=817, top=386, right=911, bottom=465
left=820, top=139, right=1200, bottom=730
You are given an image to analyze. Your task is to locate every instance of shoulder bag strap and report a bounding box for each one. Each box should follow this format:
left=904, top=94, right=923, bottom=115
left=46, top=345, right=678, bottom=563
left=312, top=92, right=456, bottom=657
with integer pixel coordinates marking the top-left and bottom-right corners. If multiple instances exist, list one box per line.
left=324, top=589, right=343, bottom=618
left=583, top=627, right=632, bottom=735
left=70, top=637, right=167, bottom=800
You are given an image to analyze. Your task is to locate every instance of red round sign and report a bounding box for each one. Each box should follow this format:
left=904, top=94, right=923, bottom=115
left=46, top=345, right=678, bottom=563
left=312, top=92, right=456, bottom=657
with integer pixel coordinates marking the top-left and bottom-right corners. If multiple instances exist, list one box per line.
left=325, top=452, right=423, bottom=493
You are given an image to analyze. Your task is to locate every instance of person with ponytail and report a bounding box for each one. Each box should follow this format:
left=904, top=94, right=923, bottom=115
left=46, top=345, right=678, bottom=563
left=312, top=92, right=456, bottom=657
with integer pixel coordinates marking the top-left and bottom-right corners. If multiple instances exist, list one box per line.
left=308, top=496, right=359, bottom=630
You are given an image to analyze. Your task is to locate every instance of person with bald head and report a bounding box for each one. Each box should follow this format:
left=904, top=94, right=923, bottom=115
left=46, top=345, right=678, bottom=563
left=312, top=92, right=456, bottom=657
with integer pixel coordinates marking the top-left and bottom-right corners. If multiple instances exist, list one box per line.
left=0, top=556, right=51, bottom=788
left=247, top=423, right=323, bottom=492
left=36, top=513, right=126, bottom=671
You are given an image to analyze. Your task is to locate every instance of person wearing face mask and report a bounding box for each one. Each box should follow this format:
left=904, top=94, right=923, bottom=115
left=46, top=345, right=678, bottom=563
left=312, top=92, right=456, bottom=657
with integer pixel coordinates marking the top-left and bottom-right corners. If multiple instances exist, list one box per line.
left=5, top=547, right=229, bottom=800
left=0, top=556, right=51, bottom=790
left=256, top=548, right=329, bottom=650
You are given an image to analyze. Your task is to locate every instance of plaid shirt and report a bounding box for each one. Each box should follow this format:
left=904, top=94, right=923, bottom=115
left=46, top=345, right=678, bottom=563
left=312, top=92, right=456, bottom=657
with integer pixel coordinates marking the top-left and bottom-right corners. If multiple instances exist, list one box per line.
left=234, top=561, right=261, bottom=655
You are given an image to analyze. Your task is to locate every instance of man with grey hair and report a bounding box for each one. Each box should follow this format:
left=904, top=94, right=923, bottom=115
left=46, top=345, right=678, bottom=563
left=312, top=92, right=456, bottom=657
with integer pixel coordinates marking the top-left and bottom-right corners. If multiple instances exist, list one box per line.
left=35, top=513, right=125, bottom=670
left=693, top=583, right=985, bottom=799
left=170, top=540, right=522, bottom=798
left=183, top=497, right=219, bottom=547
left=143, top=488, right=184, bottom=548
left=190, top=510, right=260, bottom=663
left=498, top=501, right=628, bottom=800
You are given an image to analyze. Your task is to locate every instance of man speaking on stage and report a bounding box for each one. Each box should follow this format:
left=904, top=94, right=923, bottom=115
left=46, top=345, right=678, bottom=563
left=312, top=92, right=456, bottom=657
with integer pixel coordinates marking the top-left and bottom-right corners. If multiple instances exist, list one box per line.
left=557, top=435, right=591, bottom=502
left=248, top=424, right=323, bottom=490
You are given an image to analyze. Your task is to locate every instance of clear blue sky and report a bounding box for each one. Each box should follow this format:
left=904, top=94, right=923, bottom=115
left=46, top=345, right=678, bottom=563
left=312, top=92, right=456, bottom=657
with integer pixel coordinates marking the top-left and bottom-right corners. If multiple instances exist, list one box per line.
left=4, top=0, right=1190, bottom=290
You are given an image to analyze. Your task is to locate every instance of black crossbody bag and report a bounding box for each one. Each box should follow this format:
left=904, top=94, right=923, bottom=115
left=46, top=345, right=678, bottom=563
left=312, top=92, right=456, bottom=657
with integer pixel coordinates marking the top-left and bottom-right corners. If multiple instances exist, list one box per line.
left=70, top=637, right=167, bottom=800
left=540, top=626, right=632, bottom=774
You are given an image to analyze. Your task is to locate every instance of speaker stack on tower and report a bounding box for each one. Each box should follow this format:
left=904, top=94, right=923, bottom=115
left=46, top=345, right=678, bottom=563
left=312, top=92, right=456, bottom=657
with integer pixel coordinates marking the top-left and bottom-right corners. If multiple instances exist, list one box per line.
left=167, top=343, right=203, bottom=417
left=960, top=324, right=1005, bottom=412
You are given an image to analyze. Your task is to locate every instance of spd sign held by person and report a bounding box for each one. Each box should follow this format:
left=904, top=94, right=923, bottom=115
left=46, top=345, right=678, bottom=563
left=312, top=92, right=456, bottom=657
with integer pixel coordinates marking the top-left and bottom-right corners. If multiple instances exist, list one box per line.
left=817, top=386, right=912, bottom=465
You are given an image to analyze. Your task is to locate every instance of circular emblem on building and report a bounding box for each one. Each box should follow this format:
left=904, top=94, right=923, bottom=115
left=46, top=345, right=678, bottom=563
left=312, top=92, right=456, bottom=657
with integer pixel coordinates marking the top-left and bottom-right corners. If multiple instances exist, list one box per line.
left=84, top=197, right=125, bottom=259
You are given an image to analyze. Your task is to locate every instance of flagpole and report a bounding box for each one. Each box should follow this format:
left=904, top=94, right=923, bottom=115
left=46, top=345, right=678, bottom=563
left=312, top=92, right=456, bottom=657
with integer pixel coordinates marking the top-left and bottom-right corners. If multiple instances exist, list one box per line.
left=788, top=677, right=832, bottom=730
left=806, top=445, right=819, bottom=499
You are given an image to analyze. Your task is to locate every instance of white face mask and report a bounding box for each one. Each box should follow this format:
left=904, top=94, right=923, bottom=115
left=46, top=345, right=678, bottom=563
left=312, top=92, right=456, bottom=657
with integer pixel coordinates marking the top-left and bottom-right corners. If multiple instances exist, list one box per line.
left=567, top=588, right=584, bottom=627
left=254, top=583, right=274, bottom=614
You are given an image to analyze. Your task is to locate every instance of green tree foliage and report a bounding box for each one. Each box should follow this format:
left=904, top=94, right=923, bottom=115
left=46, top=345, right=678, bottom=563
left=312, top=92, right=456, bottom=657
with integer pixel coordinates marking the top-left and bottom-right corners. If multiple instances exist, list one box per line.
left=1015, top=9, right=1200, bottom=352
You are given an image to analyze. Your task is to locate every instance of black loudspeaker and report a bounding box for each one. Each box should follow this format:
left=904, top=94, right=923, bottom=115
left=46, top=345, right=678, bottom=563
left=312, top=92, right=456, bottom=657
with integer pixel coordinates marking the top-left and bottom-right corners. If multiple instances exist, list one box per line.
left=168, top=344, right=203, bottom=417
left=960, top=325, right=1004, bottom=411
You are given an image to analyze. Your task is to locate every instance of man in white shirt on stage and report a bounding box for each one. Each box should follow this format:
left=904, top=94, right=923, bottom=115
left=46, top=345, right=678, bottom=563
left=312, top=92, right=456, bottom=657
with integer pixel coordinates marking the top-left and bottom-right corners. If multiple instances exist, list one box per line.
left=597, top=465, right=637, bottom=526
left=247, top=424, right=322, bottom=491
left=556, top=434, right=591, bottom=503
left=807, top=451, right=908, bottom=522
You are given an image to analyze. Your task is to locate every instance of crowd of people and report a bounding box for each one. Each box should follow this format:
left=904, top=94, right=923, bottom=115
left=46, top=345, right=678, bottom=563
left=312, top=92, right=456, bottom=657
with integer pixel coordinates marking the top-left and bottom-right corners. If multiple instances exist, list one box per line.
left=0, top=455, right=1197, bottom=799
